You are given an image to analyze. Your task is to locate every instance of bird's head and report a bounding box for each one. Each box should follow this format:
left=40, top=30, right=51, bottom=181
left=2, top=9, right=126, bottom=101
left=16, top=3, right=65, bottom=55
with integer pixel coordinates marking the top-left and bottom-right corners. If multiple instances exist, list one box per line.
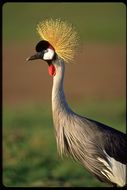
left=26, top=18, right=78, bottom=76
left=27, top=40, right=55, bottom=62
left=27, top=40, right=57, bottom=76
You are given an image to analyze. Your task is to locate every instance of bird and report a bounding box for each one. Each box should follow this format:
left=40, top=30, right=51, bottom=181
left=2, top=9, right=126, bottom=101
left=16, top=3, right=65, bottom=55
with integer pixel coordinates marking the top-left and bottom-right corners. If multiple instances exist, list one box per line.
left=26, top=18, right=127, bottom=187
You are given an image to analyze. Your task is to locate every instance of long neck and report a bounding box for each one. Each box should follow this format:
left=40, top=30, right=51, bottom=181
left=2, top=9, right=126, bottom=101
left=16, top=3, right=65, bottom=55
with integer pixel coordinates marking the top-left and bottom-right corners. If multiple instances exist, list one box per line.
left=52, top=58, right=71, bottom=115
left=51, top=58, right=73, bottom=156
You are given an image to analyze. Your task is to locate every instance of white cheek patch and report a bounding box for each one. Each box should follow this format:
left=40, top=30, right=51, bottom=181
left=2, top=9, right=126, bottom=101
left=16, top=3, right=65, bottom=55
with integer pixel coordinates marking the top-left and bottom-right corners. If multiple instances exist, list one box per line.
left=43, top=48, right=55, bottom=60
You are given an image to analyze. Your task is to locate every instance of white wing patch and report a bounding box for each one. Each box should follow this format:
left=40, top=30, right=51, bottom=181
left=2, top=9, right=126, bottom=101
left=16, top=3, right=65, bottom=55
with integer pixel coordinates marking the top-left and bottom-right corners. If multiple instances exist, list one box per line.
left=98, top=150, right=126, bottom=187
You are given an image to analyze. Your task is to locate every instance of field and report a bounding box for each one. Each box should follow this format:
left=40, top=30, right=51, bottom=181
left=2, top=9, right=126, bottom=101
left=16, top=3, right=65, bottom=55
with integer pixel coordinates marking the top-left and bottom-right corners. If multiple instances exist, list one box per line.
left=3, top=3, right=126, bottom=187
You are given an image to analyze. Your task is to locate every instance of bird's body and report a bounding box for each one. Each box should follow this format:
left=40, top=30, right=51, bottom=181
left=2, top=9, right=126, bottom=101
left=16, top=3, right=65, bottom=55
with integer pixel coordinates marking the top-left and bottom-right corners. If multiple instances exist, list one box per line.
left=52, top=57, right=127, bottom=187
left=27, top=18, right=127, bottom=187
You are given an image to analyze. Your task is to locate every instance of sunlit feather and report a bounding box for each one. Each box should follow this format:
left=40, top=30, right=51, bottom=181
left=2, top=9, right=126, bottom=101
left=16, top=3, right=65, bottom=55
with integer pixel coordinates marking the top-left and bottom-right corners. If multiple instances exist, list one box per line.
left=36, top=18, right=78, bottom=63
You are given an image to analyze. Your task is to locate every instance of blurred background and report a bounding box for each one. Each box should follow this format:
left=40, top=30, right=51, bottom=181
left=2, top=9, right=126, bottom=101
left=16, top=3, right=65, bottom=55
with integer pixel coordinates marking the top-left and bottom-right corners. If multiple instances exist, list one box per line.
left=3, top=2, right=126, bottom=187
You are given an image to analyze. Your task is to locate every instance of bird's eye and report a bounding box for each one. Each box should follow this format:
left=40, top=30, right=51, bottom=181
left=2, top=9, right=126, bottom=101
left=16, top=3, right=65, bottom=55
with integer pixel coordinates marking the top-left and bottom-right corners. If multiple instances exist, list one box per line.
left=44, top=49, right=48, bottom=53
left=43, top=48, right=55, bottom=61
left=36, top=40, right=50, bottom=52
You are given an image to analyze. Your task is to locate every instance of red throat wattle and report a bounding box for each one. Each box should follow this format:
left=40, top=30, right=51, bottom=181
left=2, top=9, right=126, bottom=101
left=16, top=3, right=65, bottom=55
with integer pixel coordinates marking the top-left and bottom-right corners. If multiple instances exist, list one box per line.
left=48, top=64, right=56, bottom=76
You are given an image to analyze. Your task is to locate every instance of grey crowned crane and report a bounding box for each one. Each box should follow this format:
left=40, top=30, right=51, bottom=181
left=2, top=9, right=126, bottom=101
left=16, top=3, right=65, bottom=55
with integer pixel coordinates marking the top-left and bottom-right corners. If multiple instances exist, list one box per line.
left=27, top=19, right=127, bottom=187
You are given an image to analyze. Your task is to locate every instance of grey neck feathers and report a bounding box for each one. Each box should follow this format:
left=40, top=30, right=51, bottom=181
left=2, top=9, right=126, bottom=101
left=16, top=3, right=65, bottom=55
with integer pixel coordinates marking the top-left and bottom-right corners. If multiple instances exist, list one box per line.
left=52, top=57, right=72, bottom=115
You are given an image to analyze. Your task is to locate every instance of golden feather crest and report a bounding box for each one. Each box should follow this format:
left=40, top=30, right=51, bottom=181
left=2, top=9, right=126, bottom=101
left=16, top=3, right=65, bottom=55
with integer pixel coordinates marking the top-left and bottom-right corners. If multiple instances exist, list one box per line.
left=36, top=18, right=78, bottom=63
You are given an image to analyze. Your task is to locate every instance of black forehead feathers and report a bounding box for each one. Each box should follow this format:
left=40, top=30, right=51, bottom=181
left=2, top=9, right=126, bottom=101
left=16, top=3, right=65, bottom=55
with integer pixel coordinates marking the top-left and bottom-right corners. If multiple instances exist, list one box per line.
left=36, top=40, right=50, bottom=52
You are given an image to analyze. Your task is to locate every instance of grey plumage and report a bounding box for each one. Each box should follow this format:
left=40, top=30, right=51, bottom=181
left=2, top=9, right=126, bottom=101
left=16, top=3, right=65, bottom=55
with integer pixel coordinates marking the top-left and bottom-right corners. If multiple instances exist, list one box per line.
left=51, top=57, right=127, bottom=187
left=27, top=41, right=127, bottom=187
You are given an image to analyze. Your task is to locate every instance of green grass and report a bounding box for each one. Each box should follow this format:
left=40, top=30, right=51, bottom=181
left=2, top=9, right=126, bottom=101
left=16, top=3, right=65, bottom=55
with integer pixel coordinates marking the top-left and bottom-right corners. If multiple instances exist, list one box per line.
left=2, top=2, right=126, bottom=45
left=3, top=100, right=126, bottom=187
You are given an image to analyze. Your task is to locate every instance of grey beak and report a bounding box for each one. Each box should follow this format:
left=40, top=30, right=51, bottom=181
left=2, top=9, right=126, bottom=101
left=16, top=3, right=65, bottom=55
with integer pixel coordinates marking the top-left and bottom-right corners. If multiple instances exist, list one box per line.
left=26, top=52, right=43, bottom=62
